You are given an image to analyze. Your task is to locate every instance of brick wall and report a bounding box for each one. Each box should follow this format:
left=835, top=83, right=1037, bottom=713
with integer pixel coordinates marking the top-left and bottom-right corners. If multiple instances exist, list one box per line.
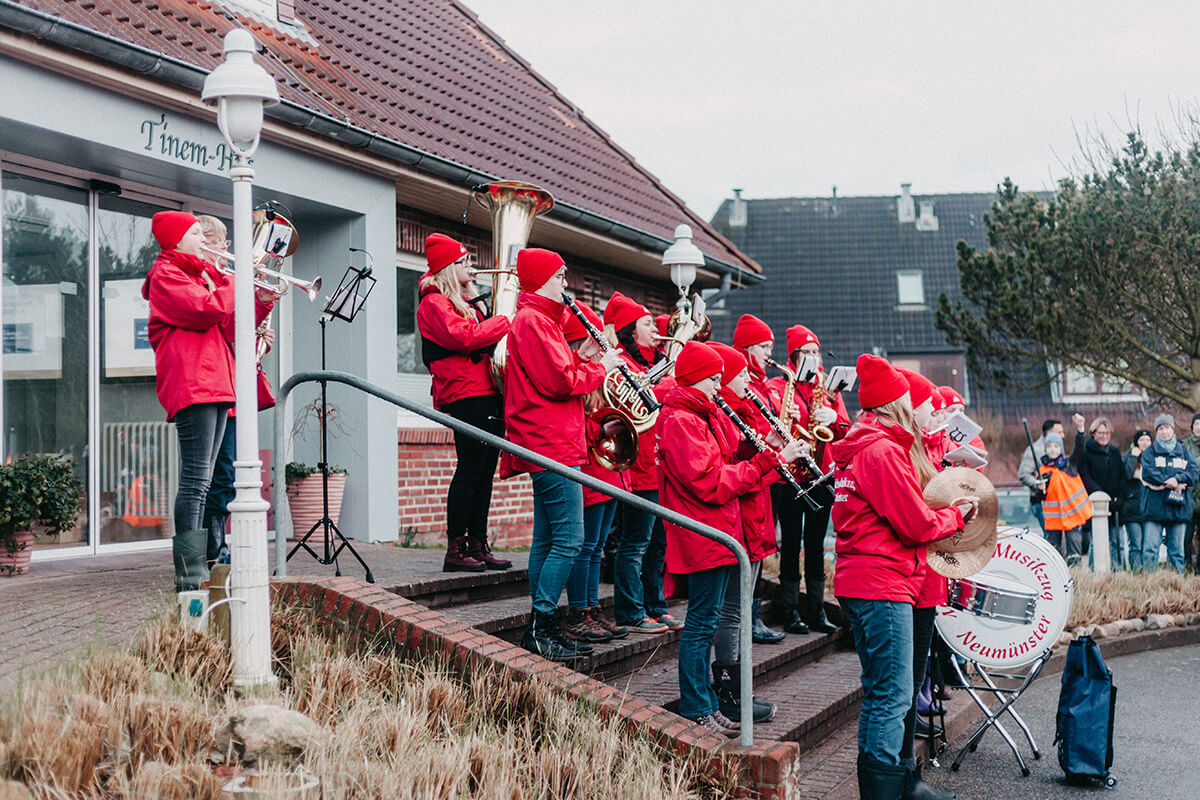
left=397, top=428, right=534, bottom=546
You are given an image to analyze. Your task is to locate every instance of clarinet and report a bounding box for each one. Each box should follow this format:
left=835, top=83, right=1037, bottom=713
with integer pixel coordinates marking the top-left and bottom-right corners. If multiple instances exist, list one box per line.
left=714, top=395, right=808, bottom=499
left=562, top=293, right=660, bottom=412
left=745, top=392, right=825, bottom=510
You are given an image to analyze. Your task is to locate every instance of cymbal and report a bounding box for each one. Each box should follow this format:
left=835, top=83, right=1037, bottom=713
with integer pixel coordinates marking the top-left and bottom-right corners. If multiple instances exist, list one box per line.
left=923, top=467, right=998, bottom=553
left=927, top=534, right=996, bottom=579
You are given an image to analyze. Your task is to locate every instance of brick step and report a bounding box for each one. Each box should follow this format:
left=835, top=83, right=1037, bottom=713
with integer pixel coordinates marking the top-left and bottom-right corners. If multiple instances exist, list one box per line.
left=622, top=647, right=864, bottom=750
left=386, top=566, right=530, bottom=609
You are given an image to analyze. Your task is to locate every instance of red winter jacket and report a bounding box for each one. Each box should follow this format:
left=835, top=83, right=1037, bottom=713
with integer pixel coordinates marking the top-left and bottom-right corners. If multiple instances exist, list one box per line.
left=830, top=414, right=964, bottom=604
left=916, top=428, right=952, bottom=608
left=621, top=349, right=672, bottom=492
left=657, top=386, right=778, bottom=574
left=142, top=250, right=239, bottom=422
left=502, top=293, right=606, bottom=475
left=716, top=388, right=779, bottom=562
left=416, top=284, right=510, bottom=409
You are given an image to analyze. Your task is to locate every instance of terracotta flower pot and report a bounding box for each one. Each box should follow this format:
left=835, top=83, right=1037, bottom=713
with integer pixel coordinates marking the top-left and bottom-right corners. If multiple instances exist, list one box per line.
left=0, top=529, right=35, bottom=576
left=285, top=473, right=346, bottom=541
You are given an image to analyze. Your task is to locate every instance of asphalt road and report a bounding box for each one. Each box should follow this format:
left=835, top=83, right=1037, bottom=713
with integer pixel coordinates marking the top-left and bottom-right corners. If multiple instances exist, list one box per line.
left=923, top=644, right=1200, bottom=800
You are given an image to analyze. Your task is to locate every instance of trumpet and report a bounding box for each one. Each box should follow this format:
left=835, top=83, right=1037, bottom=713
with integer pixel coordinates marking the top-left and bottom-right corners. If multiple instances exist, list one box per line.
left=199, top=245, right=322, bottom=301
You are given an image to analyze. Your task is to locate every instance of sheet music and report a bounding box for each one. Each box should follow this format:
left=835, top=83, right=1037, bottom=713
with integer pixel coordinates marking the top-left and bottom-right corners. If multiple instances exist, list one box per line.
left=826, top=365, right=857, bottom=394
left=945, top=444, right=988, bottom=469
left=795, top=354, right=819, bottom=383
left=933, top=411, right=983, bottom=447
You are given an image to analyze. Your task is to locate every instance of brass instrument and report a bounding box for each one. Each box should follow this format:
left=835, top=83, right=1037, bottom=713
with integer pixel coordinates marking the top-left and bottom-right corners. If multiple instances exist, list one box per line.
left=472, top=180, right=555, bottom=391
left=807, top=370, right=835, bottom=465
left=662, top=293, right=711, bottom=361
left=564, top=293, right=661, bottom=471
left=713, top=395, right=809, bottom=499
left=198, top=211, right=321, bottom=301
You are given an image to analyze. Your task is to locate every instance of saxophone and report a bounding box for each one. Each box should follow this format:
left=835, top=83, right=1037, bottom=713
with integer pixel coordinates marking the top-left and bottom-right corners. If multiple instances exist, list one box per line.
left=807, top=370, right=835, bottom=466
left=766, top=356, right=834, bottom=478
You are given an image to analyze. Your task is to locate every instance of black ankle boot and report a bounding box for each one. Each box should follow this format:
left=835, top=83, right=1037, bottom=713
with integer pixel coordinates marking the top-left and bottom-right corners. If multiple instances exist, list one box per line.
left=751, top=598, right=785, bottom=643
left=806, top=579, right=838, bottom=634
left=712, top=662, right=776, bottom=723
left=902, top=757, right=955, bottom=800
left=779, top=580, right=810, bottom=634
left=857, top=753, right=907, bottom=800
left=520, top=610, right=586, bottom=664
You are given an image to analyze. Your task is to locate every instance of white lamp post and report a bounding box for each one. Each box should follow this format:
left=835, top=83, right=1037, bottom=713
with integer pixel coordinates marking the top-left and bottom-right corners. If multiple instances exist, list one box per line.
left=202, top=29, right=280, bottom=690
left=661, top=223, right=704, bottom=308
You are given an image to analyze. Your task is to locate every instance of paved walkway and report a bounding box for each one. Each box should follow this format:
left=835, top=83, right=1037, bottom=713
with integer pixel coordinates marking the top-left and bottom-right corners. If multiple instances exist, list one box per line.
left=0, top=542, right=528, bottom=693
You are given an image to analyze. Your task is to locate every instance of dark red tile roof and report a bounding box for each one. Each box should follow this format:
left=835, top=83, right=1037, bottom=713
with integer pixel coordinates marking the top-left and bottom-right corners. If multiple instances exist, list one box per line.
left=10, top=0, right=755, bottom=274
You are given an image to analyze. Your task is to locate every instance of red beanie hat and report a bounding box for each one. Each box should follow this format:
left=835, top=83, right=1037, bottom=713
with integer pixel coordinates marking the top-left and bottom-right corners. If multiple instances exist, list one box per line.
left=425, top=233, right=468, bottom=274
left=786, top=324, right=820, bottom=354
left=733, top=314, right=773, bottom=348
left=655, top=314, right=671, bottom=338
left=857, top=354, right=909, bottom=410
left=563, top=300, right=601, bottom=343
left=939, top=386, right=965, bottom=407
left=516, top=247, right=564, bottom=292
left=151, top=210, right=198, bottom=250
left=930, top=386, right=947, bottom=412
left=896, top=367, right=935, bottom=409
left=604, top=292, right=651, bottom=332
left=675, top=341, right=724, bottom=387
left=709, top=342, right=748, bottom=387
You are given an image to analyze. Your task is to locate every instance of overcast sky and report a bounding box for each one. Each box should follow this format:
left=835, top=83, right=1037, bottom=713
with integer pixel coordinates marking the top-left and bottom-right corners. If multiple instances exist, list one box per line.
left=464, top=1, right=1200, bottom=219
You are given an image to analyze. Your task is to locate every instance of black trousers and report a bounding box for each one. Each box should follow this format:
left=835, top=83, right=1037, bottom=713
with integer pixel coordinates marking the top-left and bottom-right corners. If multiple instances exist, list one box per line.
left=443, top=393, right=503, bottom=539
left=773, top=482, right=833, bottom=584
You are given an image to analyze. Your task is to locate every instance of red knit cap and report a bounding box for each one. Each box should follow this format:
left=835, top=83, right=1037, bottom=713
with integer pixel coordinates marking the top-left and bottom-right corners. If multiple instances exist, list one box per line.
left=939, top=386, right=965, bottom=407
left=563, top=300, right=601, bottom=343
left=733, top=314, right=773, bottom=348
left=655, top=314, right=671, bottom=338
left=786, top=324, right=820, bottom=354
left=675, top=341, right=724, bottom=387
left=857, top=354, right=909, bottom=410
left=603, top=292, right=651, bottom=332
left=151, top=210, right=199, bottom=250
left=896, top=367, right=935, bottom=409
left=931, top=386, right=947, bottom=412
left=425, top=233, right=468, bottom=274
left=516, top=248, right=565, bottom=292
left=709, top=342, right=748, bottom=387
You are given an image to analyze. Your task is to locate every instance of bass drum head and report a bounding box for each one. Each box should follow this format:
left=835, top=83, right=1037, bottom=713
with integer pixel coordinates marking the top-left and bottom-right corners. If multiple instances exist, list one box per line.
left=936, top=532, right=1074, bottom=669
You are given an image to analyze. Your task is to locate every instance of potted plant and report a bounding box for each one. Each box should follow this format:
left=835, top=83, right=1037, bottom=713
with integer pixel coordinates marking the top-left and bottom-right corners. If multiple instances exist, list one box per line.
left=284, top=462, right=347, bottom=542
left=0, top=454, right=84, bottom=576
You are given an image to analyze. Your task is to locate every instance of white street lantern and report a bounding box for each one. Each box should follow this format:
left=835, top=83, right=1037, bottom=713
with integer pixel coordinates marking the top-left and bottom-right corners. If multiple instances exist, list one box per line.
left=201, top=28, right=280, bottom=691
left=661, top=223, right=704, bottom=306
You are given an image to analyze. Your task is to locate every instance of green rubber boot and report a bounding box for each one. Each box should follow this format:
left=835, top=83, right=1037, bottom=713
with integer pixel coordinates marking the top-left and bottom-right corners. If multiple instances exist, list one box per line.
left=173, top=529, right=210, bottom=591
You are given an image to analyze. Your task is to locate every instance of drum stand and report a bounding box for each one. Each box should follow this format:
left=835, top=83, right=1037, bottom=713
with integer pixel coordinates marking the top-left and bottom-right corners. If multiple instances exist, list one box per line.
left=948, top=649, right=1052, bottom=777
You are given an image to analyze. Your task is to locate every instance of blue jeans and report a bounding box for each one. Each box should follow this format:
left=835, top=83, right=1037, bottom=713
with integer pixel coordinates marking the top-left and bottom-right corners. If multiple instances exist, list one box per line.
left=839, top=597, right=914, bottom=767
left=566, top=499, right=617, bottom=610
left=1109, top=522, right=1128, bottom=571
left=1044, top=526, right=1084, bottom=565
left=1124, top=522, right=1145, bottom=572
left=614, top=489, right=660, bottom=625
left=173, top=403, right=230, bottom=534
left=528, top=469, right=585, bottom=615
left=678, top=564, right=731, bottom=719
left=1032, top=502, right=1046, bottom=535
left=1142, top=521, right=1186, bottom=573
left=643, top=517, right=668, bottom=617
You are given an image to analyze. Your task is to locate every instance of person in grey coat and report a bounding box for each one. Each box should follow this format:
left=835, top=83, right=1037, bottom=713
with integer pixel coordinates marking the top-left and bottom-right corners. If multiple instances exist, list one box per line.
left=1018, top=419, right=1064, bottom=535
left=1139, top=413, right=1199, bottom=573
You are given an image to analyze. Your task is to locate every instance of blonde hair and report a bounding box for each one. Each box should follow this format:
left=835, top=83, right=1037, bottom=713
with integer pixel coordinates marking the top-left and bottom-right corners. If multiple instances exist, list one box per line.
left=196, top=215, right=226, bottom=266
left=419, top=263, right=476, bottom=319
left=871, top=393, right=938, bottom=487
left=1089, top=416, right=1113, bottom=435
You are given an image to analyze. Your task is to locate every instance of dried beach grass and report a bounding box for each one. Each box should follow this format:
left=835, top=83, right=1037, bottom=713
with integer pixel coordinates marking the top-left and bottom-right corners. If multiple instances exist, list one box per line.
left=1067, top=567, right=1200, bottom=628
left=0, top=600, right=732, bottom=800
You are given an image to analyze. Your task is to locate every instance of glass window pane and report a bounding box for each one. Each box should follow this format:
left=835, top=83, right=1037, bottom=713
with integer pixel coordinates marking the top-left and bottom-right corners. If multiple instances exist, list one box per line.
left=2, top=172, right=90, bottom=550
left=97, top=195, right=177, bottom=545
left=397, top=267, right=422, bottom=374
left=897, top=271, right=924, bottom=305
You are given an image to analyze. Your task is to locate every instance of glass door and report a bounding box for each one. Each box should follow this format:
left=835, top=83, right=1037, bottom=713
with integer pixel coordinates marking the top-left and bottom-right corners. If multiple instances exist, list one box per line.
left=1, top=173, right=91, bottom=550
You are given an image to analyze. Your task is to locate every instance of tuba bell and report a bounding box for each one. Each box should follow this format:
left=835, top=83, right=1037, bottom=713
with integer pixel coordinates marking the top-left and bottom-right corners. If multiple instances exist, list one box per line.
left=472, top=181, right=555, bottom=392
left=661, top=293, right=711, bottom=362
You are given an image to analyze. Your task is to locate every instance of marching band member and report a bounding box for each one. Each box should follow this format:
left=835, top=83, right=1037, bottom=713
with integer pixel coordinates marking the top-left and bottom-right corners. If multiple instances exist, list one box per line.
left=771, top=324, right=849, bottom=635
left=417, top=233, right=513, bottom=573
left=504, top=248, right=621, bottom=663
left=657, top=342, right=806, bottom=737
left=831, top=355, right=977, bottom=800
left=939, top=385, right=988, bottom=459
left=710, top=342, right=785, bottom=723
left=142, top=210, right=264, bottom=591
left=562, top=300, right=630, bottom=643
left=607, top=292, right=679, bottom=634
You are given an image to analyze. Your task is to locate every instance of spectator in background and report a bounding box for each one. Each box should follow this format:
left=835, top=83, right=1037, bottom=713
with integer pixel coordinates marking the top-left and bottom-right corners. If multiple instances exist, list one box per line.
left=1019, top=419, right=1064, bottom=536
left=1122, top=429, right=1151, bottom=572
left=1181, top=413, right=1200, bottom=573
left=1139, top=414, right=1199, bottom=573
left=1039, top=429, right=1092, bottom=564
left=1077, top=415, right=1126, bottom=569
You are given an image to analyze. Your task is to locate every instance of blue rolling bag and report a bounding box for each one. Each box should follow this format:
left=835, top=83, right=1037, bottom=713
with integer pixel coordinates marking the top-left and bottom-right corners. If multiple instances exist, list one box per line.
left=1053, top=636, right=1117, bottom=788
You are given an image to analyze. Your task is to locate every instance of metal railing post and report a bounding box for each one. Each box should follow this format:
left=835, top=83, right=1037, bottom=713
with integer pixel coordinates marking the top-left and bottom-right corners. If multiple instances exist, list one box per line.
left=273, top=370, right=757, bottom=745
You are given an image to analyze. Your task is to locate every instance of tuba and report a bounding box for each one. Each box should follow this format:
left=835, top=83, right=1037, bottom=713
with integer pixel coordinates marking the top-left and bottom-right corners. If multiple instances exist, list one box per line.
left=472, top=181, right=555, bottom=391
left=660, top=293, right=711, bottom=362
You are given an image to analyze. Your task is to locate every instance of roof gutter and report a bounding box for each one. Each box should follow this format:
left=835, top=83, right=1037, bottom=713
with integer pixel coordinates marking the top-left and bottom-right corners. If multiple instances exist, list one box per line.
left=0, top=1, right=761, bottom=283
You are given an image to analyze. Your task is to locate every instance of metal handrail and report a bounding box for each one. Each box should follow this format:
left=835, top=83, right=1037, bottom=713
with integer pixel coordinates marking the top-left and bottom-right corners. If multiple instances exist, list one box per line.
left=272, top=370, right=756, bottom=745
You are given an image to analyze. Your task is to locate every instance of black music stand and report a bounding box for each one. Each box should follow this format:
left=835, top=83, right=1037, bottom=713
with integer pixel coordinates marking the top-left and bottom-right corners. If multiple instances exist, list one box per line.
left=286, top=262, right=377, bottom=582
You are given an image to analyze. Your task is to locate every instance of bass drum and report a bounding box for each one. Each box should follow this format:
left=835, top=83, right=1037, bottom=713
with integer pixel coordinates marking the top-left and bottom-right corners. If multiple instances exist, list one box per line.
left=935, top=531, right=1073, bottom=669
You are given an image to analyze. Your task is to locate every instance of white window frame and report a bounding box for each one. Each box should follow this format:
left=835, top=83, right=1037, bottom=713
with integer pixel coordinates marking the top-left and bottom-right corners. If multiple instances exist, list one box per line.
left=395, top=250, right=436, bottom=427
left=1047, top=361, right=1148, bottom=404
left=896, top=270, right=925, bottom=308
